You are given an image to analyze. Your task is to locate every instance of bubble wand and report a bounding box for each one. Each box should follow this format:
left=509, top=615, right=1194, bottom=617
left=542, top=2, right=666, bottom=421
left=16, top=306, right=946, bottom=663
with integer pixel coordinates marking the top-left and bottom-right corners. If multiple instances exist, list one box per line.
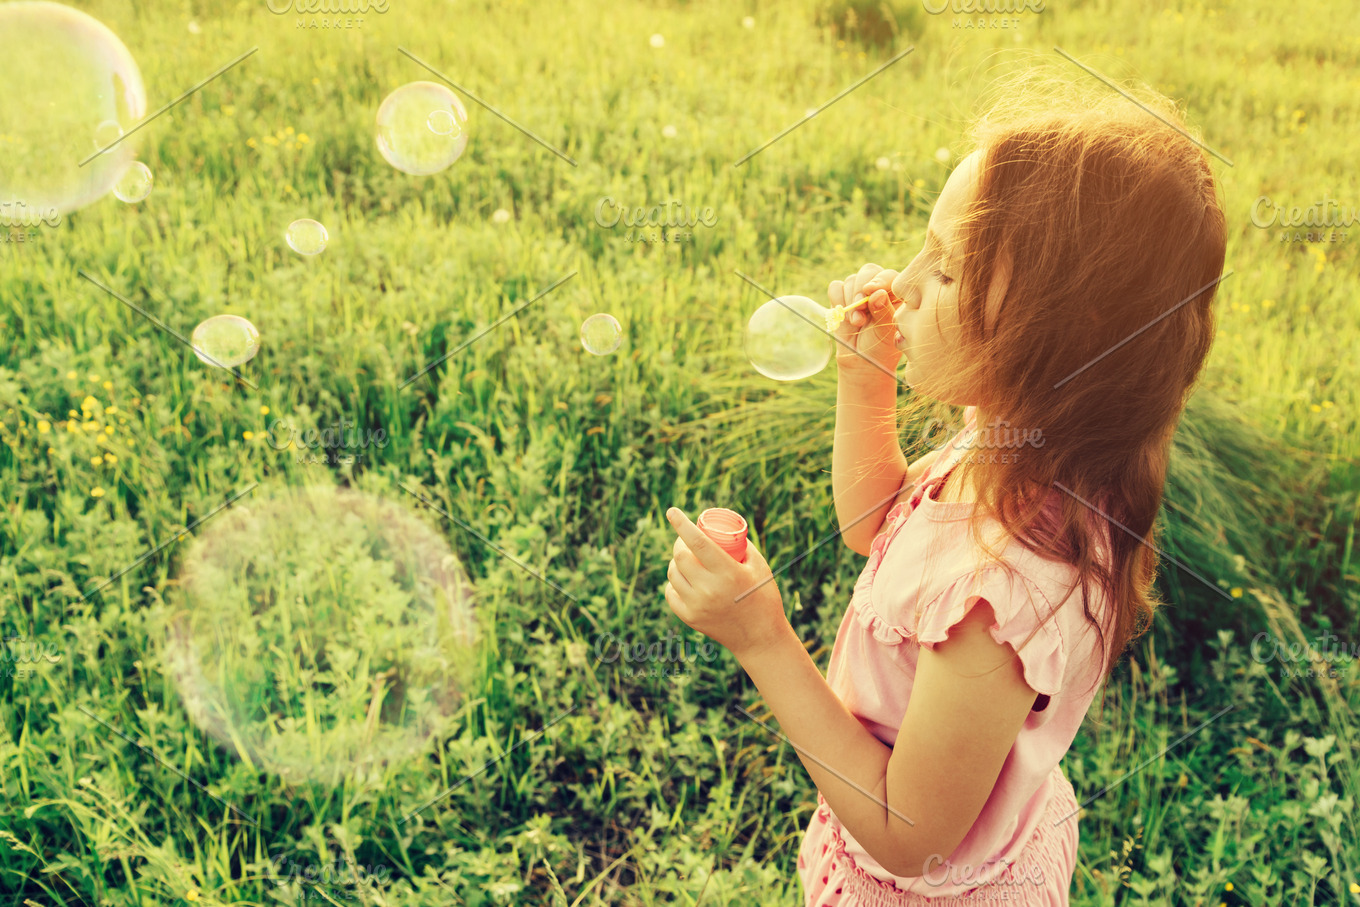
left=824, top=289, right=900, bottom=332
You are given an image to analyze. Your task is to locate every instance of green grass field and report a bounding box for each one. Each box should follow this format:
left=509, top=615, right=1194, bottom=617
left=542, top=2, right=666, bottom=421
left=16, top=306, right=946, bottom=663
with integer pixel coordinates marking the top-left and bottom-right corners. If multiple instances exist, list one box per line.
left=2, top=0, right=1358, bottom=904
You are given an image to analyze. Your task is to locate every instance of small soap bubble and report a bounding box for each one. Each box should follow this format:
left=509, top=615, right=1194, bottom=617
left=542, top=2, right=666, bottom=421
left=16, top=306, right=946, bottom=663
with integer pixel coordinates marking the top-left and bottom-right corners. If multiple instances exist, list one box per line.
left=491, top=208, right=510, bottom=224
left=426, top=108, right=460, bottom=137
left=94, top=120, right=124, bottom=153
left=376, top=81, right=469, bottom=175
left=191, top=314, right=261, bottom=369
left=649, top=33, right=665, bottom=48
left=661, top=124, right=677, bottom=139
left=187, top=19, right=201, bottom=34
left=581, top=313, right=622, bottom=356
left=286, top=218, right=329, bottom=255
left=112, top=161, right=152, bottom=203
left=935, top=146, right=951, bottom=163
left=744, top=295, right=833, bottom=381
left=742, top=16, right=755, bottom=28
left=875, top=156, right=891, bottom=170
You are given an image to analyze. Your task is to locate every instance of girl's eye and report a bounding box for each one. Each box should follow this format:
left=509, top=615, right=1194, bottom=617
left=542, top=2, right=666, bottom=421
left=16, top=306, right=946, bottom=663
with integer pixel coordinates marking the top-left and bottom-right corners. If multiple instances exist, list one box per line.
left=933, top=269, right=955, bottom=286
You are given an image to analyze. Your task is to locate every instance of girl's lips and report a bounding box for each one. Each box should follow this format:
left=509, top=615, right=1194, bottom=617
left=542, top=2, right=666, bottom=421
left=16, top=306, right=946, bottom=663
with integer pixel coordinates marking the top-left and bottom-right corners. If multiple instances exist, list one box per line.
left=893, top=327, right=907, bottom=350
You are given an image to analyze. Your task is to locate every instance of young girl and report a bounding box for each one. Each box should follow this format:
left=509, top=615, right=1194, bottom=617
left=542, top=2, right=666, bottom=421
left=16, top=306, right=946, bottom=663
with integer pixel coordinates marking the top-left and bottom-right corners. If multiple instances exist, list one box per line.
left=664, top=76, right=1226, bottom=905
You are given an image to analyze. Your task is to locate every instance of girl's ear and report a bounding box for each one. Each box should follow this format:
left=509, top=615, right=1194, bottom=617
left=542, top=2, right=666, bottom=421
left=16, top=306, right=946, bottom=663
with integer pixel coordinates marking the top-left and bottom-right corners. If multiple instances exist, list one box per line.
left=984, top=243, right=1014, bottom=332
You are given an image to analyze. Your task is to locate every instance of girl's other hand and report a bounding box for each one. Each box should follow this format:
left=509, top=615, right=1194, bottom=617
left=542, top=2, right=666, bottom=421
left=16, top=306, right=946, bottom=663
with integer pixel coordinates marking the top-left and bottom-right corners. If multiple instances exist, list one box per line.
left=829, top=264, right=902, bottom=377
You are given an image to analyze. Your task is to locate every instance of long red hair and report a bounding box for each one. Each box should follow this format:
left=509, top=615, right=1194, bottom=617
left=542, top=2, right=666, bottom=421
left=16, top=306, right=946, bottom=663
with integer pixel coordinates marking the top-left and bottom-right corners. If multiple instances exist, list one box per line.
left=922, top=74, right=1228, bottom=687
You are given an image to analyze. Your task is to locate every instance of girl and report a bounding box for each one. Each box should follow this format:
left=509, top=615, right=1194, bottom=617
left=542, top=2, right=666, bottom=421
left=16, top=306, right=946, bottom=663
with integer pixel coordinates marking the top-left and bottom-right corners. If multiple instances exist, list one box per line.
left=664, top=75, right=1226, bottom=905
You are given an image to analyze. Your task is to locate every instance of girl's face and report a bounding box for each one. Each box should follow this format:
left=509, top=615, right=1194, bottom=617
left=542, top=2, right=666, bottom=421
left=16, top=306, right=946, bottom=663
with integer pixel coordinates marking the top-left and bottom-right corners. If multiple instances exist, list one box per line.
left=890, top=150, right=985, bottom=406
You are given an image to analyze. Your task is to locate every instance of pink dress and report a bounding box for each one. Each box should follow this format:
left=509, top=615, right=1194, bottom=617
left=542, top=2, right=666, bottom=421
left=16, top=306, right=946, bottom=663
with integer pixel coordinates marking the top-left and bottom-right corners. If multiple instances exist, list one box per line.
left=798, top=411, right=1113, bottom=905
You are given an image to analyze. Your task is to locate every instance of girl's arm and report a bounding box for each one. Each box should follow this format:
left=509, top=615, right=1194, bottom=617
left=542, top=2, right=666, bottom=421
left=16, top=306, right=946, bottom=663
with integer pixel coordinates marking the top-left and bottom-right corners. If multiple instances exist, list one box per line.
left=832, top=369, right=909, bottom=556
left=735, top=601, right=1037, bottom=878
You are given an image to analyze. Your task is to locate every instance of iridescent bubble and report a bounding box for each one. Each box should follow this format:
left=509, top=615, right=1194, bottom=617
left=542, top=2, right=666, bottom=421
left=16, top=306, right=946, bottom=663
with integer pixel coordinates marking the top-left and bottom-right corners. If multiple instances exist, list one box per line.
left=426, top=109, right=460, bottom=137
left=286, top=218, right=328, bottom=255
left=163, top=483, right=478, bottom=785
left=191, top=314, right=261, bottom=369
left=581, top=313, right=622, bottom=355
left=744, top=295, right=832, bottom=381
left=0, top=1, right=147, bottom=215
left=112, top=161, right=152, bottom=203
left=376, top=82, right=469, bottom=176
left=93, top=119, right=124, bottom=153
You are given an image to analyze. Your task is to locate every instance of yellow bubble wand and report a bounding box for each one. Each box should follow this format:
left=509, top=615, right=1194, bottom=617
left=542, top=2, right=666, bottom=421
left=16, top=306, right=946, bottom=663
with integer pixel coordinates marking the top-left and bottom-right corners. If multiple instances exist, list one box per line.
left=824, top=289, right=897, bottom=332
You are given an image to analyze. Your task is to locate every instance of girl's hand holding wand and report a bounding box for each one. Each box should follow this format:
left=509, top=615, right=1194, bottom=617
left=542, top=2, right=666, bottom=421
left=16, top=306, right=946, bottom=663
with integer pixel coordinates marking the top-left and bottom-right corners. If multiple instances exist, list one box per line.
left=663, top=507, right=789, bottom=660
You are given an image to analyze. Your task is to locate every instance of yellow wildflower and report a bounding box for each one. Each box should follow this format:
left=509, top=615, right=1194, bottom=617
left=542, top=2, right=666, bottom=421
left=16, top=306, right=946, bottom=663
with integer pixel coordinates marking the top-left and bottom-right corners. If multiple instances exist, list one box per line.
left=243, top=430, right=254, bottom=440
left=1230, top=587, right=1243, bottom=598
left=37, top=420, right=51, bottom=434
left=260, top=405, right=270, bottom=415
left=91, top=456, right=103, bottom=466
left=90, top=487, right=105, bottom=498
left=66, top=371, right=77, bottom=380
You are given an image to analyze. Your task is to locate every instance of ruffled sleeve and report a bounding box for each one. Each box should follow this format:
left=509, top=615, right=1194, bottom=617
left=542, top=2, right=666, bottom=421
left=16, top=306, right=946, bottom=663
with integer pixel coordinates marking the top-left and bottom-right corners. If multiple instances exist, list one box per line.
left=914, top=565, right=1067, bottom=697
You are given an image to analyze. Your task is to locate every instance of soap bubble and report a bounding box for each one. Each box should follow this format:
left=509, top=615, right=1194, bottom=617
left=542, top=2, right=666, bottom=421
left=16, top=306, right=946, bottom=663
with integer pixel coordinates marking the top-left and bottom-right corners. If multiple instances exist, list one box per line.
left=0, top=1, right=147, bottom=215
left=649, top=33, right=665, bottom=48
left=164, top=483, right=478, bottom=785
left=93, top=120, right=124, bottom=153
left=935, top=146, right=951, bottom=163
left=661, top=124, right=677, bottom=139
left=744, top=295, right=833, bottom=381
left=191, top=314, right=261, bottom=369
left=112, top=161, right=152, bottom=203
left=376, top=82, right=469, bottom=175
left=286, top=218, right=328, bottom=255
left=491, top=208, right=511, bottom=224
left=742, top=16, right=755, bottom=28
left=581, top=313, right=622, bottom=355
left=426, top=109, right=460, bottom=137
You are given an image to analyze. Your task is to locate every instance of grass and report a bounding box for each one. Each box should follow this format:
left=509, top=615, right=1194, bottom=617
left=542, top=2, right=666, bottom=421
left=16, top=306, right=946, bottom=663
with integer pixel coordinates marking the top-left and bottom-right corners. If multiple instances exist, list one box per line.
left=1, top=0, right=1358, bottom=904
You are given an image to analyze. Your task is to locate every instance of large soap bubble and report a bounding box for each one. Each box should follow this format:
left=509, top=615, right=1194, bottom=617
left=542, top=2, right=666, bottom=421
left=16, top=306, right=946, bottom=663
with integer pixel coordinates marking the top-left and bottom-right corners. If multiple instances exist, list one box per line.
left=164, top=484, right=479, bottom=785
left=375, top=81, right=470, bottom=175
left=0, top=1, right=147, bottom=215
left=743, top=295, right=835, bottom=381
